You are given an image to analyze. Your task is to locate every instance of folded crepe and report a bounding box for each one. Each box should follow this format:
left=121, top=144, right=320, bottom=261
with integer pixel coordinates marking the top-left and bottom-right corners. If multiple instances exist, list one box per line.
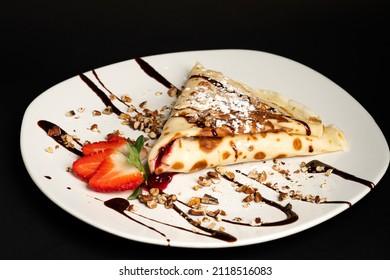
left=148, top=62, right=349, bottom=174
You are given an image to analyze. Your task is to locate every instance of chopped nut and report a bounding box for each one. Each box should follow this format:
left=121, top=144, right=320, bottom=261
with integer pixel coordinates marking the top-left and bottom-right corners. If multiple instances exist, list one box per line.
left=148, top=131, right=157, bottom=139
left=164, top=194, right=177, bottom=209
left=193, top=185, right=202, bottom=191
left=156, top=194, right=168, bottom=204
left=102, top=106, right=113, bottom=115
left=121, top=94, right=132, bottom=103
left=206, top=209, right=221, bottom=218
left=250, top=217, right=262, bottom=226
left=188, top=208, right=206, bottom=216
left=279, top=192, right=289, bottom=201
left=90, top=124, right=100, bottom=132
left=47, top=125, right=61, bottom=137
left=147, top=200, right=158, bottom=209
left=167, top=87, right=177, bottom=97
left=127, top=204, right=137, bottom=212
left=201, top=194, right=219, bottom=205
left=45, top=147, right=53, bottom=153
left=138, top=194, right=153, bottom=203
left=119, top=113, right=130, bottom=120
left=243, top=194, right=253, bottom=203
left=215, top=166, right=235, bottom=180
left=65, top=110, right=76, bottom=117
left=197, top=176, right=212, bottom=186
left=253, top=191, right=262, bottom=203
left=92, top=110, right=101, bottom=116
left=139, top=101, right=147, bottom=109
left=325, top=168, right=333, bottom=176
left=149, top=188, right=160, bottom=196
left=247, top=169, right=267, bottom=182
left=316, top=165, right=325, bottom=172
left=207, top=171, right=221, bottom=184
left=208, top=222, right=216, bottom=229
left=127, top=105, right=137, bottom=113
left=187, top=196, right=201, bottom=208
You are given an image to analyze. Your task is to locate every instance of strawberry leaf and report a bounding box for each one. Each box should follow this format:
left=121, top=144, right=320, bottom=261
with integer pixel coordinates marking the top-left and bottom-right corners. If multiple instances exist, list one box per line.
left=127, top=136, right=147, bottom=180
left=134, top=135, right=144, bottom=153
left=128, top=185, right=142, bottom=200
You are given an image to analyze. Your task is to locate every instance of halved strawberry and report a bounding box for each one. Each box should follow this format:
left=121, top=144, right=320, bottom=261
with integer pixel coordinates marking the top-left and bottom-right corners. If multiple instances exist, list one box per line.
left=81, top=136, right=148, bottom=160
left=81, top=136, right=128, bottom=155
left=88, top=150, right=144, bottom=192
left=72, top=149, right=116, bottom=181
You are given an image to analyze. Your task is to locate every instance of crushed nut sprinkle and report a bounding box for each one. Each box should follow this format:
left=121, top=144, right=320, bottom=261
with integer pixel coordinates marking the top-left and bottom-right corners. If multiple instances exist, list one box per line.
left=92, top=110, right=102, bottom=116
left=65, top=110, right=76, bottom=117
left=188, top=208, right=206, bottom=216
left=102, top=106, right=113, bottom=115
left=201, top=194, right=219, bottom=205
left=121, top=94, right=132, bottom=103
left=250, top=217, right=262, bottom=226
left=47, top=125, right=61, bottom=137
left=89, top=124, right=100, bottom=132
left=167, top=87, right=177, bottom=97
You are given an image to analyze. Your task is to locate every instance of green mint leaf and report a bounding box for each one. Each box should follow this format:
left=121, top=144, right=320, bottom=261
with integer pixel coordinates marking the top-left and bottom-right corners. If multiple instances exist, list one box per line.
left=127, top=144, right=146, bottom=173
left=128, top=185, right=142, bottom=200
left=134, top=135, right=144, bottom=153
left=126, top=136, right=147, bottom=181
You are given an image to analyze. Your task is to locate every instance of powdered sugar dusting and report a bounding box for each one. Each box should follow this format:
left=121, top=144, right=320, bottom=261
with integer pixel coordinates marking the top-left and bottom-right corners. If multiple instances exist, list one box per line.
left=174, top=75, right=283, bottom=134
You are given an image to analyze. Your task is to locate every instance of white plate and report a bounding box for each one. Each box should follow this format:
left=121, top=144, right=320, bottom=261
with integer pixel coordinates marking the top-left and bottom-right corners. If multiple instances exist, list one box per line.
left=20, top=49, right=389, bottom=248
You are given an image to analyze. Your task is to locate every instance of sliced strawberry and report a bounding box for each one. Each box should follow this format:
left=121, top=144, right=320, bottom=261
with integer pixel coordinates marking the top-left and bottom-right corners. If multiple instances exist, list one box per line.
left=81, top=136, right=148, bottom=160
left=72, top=149, right=116, bottom=181
left=82, top=136, right=128, bottom=155
left=88, top=151, right=144, bottom=192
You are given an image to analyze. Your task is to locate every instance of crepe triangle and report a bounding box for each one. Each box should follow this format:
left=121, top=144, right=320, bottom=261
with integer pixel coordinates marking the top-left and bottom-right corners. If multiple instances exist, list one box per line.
left=148, top=62, right=349, bottom=174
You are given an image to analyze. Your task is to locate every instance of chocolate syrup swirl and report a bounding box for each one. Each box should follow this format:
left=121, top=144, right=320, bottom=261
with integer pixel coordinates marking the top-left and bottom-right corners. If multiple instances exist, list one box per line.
left=170, top=203, right=237, bottom=242
left=218, top=173, right=299, bottom=226
left=79, top=73, right=123, bottom=116
left=104, top=197, right=236, bottom=243
left=135, top=57, right=177, bottom=89
left=91, top=69, right=131, bottom=109
left=38, top=120, right=83, bottom=157
left=104, top=198, right=171, bottom=245
left=306, top=160, right=375, bottom=189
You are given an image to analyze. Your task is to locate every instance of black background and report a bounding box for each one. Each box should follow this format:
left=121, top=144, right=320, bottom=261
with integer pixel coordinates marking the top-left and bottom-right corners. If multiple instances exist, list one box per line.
left=1, top=0, right=389, bottom=259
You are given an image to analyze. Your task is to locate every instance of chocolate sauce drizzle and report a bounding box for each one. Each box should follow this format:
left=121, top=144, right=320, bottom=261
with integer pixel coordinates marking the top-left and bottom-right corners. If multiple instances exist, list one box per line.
left=104, top=197, right=237, bottom=244
left=104, top=198, right=171, bottom=245
left=306, top=160, right=375, bottom=189
left=135, top=57, right=177, bottom=89
left=79, top=73, right=123, bottom=116
left=218, top=173, right=299, bottom=226
left=37, top=120, right=83, bottom=157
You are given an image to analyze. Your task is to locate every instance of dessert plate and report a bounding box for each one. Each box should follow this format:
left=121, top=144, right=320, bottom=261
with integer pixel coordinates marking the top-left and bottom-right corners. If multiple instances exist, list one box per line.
left=20, top=49, right=389, bottom=248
